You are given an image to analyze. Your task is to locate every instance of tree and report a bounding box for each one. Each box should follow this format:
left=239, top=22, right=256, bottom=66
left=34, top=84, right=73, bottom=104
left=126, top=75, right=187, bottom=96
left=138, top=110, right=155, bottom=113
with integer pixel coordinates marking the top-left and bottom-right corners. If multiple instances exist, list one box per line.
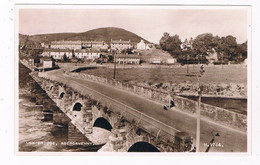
left=192, top=33, right=216, bottom=56
left=159, top=33, right=182, bottom=54
left=63, top=53, right=69, bottom=62
left=159, top=32, right=170, bottom=51
left=236, top=41, right=247, bottom=63
left=107, top=55, right=114, bottom=62
left=121, top=48, right=133, bottom=54
left=72, top=50, right=75, bottom=58
left=218, top=35, right=238, bottom=61
left=170, top=34, right=182, bottom=53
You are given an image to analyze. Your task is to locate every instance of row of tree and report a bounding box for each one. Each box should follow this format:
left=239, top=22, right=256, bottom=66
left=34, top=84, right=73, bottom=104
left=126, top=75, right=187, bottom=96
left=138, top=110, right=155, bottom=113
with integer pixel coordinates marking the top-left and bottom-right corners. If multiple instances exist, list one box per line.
left=159, top=33, right=247, bottom=63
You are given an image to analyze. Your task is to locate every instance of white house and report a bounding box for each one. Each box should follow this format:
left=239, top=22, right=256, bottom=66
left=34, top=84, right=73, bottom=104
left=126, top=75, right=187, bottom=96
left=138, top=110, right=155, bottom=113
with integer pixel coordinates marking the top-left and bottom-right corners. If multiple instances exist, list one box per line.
left=137, top=40, right=150, bottom=50
left=166, top=58, right=177, bottom=64
left=206, top=48, right=218, bottom=63
left=40, top=57, right=54, bottom=68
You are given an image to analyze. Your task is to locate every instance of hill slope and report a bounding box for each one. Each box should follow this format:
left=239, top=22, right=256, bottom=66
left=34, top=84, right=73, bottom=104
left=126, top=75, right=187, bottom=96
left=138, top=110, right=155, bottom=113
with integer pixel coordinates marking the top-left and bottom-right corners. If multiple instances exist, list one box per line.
left=27, top=27, right=150, bottom=44
left=138, top=48, right=174, bottom=63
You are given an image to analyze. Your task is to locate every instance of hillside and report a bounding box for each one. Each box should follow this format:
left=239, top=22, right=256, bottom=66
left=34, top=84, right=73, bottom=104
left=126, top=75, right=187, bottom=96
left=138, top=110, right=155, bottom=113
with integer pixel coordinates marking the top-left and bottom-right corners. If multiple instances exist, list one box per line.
left=26, top=27, right=150, bottom=44
left=19, top=34, right=41, bottom=49
left=138, top=48, right=174, bottom=63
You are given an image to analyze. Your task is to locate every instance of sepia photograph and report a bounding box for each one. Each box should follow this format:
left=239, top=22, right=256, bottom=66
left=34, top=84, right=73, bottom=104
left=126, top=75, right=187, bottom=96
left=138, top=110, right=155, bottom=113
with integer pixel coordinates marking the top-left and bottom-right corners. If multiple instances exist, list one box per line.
left=16, top=5, right=250, bottom=153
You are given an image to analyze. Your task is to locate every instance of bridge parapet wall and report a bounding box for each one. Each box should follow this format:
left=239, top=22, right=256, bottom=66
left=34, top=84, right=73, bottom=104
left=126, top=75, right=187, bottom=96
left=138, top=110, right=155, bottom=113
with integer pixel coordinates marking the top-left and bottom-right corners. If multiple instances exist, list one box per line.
left=67, top=72, right=247, bottom=131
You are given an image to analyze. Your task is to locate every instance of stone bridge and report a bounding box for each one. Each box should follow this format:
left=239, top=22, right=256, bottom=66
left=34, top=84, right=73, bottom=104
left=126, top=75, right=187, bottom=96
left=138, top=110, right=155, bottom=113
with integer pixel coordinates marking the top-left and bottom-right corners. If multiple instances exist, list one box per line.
left=29, top=71, right=192, bottom=152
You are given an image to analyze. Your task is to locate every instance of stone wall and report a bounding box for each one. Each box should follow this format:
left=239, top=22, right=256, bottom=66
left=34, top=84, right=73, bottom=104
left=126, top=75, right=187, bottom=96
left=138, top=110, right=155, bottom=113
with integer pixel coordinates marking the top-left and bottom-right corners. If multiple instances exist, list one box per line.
left=67, top=72, right=247, bottom=131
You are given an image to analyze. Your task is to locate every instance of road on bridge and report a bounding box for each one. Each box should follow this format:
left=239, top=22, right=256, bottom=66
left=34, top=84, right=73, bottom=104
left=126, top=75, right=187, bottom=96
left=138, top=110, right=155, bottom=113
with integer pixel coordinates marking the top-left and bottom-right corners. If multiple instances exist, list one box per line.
left=45, top=68, right=247, bottom=152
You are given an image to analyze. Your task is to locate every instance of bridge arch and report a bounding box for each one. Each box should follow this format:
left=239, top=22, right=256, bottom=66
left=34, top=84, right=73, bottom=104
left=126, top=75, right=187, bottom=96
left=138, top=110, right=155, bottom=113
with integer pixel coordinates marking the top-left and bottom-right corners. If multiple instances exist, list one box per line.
left=93, top=117, right=112, bottom=131
left=49, top=86, right=53, bottom=90
left=72, top=102, right=83, bottom=111
left=128, top=141, right=160, bottom=152
left=59, top=92, right=65, bottom=99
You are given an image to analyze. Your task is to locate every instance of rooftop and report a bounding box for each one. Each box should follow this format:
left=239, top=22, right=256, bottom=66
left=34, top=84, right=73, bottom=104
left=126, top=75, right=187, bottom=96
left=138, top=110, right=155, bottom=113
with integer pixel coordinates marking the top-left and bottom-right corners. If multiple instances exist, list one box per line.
left=43, top=49, right=101, bottom=53
left=111, top=39, right=131, bottom=44
left=51, top=40, right=82, bottom=45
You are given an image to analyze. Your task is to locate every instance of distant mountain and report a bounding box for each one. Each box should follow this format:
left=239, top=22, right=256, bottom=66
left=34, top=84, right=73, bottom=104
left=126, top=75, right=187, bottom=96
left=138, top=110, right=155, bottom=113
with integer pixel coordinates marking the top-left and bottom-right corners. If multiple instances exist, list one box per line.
left=25, top=27, right=151, bottom=44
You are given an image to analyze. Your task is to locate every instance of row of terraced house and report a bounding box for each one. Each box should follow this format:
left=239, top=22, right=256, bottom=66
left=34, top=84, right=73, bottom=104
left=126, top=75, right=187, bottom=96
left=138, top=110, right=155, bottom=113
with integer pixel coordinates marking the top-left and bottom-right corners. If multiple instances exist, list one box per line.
left=41, top=39, right=137, bottom=51
left=41, top=49, right=101, bottom=60
left=40, top=39, right=150, bottom=61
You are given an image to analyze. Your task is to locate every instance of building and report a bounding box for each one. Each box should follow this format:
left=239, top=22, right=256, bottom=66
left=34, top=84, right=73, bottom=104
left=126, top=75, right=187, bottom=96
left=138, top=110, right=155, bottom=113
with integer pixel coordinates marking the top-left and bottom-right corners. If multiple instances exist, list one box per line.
left=41, top=57, right=54, bottom=68
left=41, top=42, right=51, bottom=49
left=115, top=55, right=140, bottom=64
left=137, top=40, right=150, bottom=50
left=166, top=58, right=177, bottom=64
left=181, top=38, right=193, bottom=50
left=50, top=40, right=82, bottom=50
left=150, top=58, right=161, bottom=64
left=206, top=48, right=218, bottom=63
left=74, top=50, right=101, bottom=60
left=42, top=49, right=73, bottom=60
left=82, top=41, right=109, bottom=50
left=42, top=49, right=101, bottom=60
left=42, top=40, right=109, bottom=50
left=28, top=58, right=35, bottom=66
left=111, top=39, right=132, bottom=50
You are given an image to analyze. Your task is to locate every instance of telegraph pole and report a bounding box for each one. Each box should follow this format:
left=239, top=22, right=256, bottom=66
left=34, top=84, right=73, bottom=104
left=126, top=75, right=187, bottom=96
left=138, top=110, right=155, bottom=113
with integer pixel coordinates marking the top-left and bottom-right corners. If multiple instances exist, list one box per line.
left=187, top=54, right=189, bottom=74
left=196, top=81, right=202, bottom=152
left=196, top=65, right=205, bottom=152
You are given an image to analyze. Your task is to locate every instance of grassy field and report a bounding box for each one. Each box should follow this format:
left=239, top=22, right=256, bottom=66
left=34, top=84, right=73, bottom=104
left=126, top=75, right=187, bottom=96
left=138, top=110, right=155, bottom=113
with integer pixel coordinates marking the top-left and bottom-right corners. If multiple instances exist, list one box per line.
left=80, top=64, right=247, bottom=84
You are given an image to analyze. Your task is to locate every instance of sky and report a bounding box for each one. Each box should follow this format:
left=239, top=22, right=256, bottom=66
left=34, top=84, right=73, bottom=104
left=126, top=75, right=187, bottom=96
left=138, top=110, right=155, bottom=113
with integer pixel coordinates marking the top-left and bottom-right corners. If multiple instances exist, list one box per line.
left=19, top=7, right=249, bottom=44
